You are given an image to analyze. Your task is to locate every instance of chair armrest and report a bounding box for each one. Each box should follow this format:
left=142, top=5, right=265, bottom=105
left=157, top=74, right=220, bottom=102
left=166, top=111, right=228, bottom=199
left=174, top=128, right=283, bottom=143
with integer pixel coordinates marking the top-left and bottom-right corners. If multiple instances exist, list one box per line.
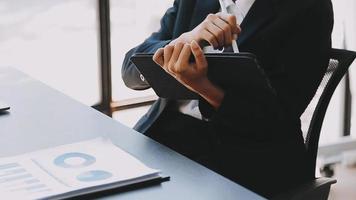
left=272, top=177, right=336, bottom=200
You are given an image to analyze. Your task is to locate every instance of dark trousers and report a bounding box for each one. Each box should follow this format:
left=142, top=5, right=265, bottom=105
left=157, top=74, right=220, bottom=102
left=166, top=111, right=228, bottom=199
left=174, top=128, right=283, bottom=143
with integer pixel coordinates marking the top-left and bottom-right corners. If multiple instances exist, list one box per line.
left=145, top=109, right=309, bottom=198
left=145, top=109, right=219, bottom=169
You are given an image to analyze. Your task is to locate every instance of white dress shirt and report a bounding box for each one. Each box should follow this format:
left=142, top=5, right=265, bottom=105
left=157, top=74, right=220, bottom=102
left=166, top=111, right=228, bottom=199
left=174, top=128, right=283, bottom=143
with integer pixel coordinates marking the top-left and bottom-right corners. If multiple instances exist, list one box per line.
left=177, top=0, right=256, bottom=120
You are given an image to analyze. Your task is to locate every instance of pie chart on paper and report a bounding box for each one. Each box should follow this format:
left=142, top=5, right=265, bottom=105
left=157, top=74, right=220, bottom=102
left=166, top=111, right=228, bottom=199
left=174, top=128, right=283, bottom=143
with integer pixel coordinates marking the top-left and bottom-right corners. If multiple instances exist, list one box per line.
left=54, top=152, right=96, bottom=168
left=77, top=170, right=113, bottom=182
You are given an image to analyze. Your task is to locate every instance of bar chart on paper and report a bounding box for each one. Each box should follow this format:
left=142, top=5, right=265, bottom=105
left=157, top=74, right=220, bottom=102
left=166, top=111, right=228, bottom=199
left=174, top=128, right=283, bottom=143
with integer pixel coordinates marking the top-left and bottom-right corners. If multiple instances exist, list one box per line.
left=0, top=138, right=162, bottom=200
left=0, top=159, right=65, bottom=199
left=0, top=162, right=53, bottom=197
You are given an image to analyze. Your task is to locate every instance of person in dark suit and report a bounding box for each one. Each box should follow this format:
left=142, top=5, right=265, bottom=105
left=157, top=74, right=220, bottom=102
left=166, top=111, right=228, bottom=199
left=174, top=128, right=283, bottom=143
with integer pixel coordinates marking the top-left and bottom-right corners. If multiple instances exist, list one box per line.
left=122, top=0, right=333, bottom=197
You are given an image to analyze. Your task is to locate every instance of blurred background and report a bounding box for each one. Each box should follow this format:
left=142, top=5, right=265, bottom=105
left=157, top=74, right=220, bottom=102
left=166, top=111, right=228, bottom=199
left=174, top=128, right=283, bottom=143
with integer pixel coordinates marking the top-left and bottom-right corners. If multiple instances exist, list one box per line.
left=0, top=0, right=355, bottom=199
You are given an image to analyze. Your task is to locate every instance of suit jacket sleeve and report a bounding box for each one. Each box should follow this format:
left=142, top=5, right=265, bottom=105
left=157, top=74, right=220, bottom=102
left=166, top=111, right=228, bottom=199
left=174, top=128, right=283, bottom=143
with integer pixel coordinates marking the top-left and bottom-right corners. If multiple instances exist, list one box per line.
left=121, top=1, right=179, bottom=90
left=200, top=0, right=333, bottom=141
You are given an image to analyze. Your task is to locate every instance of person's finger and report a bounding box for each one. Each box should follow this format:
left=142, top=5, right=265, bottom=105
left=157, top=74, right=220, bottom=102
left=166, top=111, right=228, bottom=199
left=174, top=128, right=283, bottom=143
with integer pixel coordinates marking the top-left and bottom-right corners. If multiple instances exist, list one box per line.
left=168, top=42, right=184, bottom=73
left=163, top=45, right=174, bottom=71
left=206, top=13, right=219, bottom=22
left=153, top=48, right=164, bottom=66
left=217, top=13, right=241, bottom=35
left=201, top=29, right=219, bottom=48
left=205, top=21, right=224, bottom=48
left=176, top=43, right=192, bottom=73
left=191, top=40, right=207, bottom=70
left=213, top=17, right=232, bottom=46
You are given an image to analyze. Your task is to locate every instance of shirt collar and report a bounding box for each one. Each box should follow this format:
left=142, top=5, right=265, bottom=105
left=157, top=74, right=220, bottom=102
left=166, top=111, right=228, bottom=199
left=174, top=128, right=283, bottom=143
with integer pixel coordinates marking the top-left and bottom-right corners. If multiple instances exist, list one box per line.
left=238, top=0, right=256, bottom=16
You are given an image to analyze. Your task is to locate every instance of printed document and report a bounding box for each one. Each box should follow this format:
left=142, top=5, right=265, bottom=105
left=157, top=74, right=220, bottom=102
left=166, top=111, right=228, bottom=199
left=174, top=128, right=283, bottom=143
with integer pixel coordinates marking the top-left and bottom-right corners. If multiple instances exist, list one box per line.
left=0, top=138, right=160, bottom=199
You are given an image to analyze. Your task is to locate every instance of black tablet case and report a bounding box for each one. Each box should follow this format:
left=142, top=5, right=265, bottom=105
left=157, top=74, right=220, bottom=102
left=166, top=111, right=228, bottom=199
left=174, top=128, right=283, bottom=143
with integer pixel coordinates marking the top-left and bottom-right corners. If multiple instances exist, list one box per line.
left=130, top=53, right=271, bottom=99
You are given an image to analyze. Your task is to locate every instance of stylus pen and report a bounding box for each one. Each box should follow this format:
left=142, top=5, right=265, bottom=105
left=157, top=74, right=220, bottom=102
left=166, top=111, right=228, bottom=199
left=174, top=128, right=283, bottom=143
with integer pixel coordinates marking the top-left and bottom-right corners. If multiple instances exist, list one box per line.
left=219, top=0, right=240, bottom=53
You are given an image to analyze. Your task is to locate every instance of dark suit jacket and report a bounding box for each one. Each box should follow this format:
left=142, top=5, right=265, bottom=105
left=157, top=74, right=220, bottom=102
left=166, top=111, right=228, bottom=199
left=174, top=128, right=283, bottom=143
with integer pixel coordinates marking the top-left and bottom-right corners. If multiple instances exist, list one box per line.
left=122, top=0, right=333, bottom=197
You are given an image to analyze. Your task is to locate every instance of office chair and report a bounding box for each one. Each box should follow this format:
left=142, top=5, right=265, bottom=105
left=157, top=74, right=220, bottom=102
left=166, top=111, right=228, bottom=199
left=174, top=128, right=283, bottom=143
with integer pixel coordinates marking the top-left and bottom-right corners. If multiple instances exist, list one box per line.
left=273, top=48, right=356, bottom=200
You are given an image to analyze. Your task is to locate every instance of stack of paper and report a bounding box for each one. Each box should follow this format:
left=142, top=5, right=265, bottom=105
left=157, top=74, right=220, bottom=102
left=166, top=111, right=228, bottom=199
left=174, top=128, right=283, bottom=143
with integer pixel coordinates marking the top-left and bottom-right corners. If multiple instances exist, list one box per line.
left=0, top=138, right=162, bottom=200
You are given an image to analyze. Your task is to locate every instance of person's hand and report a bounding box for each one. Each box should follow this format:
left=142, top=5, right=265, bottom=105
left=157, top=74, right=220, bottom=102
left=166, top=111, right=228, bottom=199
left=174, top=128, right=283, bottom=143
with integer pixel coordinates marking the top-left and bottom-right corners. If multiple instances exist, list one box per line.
left=153, top=40, right=208, bottom=93
left=170, top=13, right=241, bottom=50
left=153, top=40, right=225, bottom=109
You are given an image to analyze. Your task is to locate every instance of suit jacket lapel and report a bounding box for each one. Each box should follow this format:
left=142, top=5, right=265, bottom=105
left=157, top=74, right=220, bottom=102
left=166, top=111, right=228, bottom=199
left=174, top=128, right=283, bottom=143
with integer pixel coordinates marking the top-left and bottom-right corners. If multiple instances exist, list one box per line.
left=238, top=0, right=276, bottom=47
left=189, top=0, right=220, bottom=30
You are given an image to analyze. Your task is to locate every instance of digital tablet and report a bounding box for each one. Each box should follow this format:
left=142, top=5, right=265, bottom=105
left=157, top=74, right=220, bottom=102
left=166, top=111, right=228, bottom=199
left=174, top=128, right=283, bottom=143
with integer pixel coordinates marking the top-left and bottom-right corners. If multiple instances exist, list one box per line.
left=130, top=52, right=272, bottom=99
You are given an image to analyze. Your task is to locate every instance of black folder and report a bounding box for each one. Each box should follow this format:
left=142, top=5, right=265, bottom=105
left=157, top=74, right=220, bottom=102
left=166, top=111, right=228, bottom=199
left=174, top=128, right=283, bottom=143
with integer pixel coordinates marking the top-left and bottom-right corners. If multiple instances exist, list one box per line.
left=130, top=52, right=272, bottom=99
left=0, top=101, right=10, bottom=112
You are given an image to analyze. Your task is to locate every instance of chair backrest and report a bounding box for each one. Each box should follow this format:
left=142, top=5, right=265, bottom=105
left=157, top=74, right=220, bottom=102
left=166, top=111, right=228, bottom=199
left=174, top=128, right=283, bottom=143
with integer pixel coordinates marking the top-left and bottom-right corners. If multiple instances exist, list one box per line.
left=302, top=48, right=356, bottom=177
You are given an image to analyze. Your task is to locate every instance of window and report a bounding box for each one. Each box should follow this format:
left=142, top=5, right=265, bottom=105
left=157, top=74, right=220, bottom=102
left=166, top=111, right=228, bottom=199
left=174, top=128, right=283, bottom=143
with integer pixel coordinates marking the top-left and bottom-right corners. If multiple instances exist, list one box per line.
left=110, top=0, right=174, bottom=102
left=0, top=0, right=100, bottom=106
left=110, top=0, right=174, bottom=126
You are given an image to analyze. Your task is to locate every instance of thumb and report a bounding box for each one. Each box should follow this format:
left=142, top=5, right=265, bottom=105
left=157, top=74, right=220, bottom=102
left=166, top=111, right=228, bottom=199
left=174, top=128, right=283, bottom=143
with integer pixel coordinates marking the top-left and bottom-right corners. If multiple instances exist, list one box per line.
left=191, top=40, right=207, bottom=69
